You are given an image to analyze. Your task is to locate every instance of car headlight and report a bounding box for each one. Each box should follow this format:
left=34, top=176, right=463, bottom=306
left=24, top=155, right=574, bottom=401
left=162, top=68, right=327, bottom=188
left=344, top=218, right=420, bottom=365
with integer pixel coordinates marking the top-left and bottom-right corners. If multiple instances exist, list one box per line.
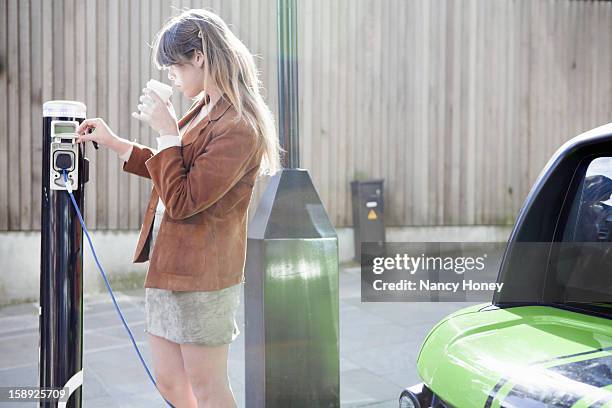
left=399, top=388, right=421, bottom=408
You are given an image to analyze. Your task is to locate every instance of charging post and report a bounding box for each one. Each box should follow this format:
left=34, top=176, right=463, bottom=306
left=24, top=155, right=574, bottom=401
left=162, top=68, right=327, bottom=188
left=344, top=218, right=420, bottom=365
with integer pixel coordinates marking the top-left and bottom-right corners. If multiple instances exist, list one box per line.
left=39, top=101, right=90, bottom=408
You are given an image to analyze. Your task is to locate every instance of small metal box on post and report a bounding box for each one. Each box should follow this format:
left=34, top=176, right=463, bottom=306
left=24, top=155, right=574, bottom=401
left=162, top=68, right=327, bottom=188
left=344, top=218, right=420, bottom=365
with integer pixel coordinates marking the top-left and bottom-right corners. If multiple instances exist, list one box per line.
left=351, top=179, right=386, bottom=263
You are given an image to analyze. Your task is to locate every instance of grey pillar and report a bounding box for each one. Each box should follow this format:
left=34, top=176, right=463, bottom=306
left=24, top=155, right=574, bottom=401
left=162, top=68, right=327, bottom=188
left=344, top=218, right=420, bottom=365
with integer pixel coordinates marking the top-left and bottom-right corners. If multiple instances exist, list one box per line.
left=244, top=0, right=340, bottom=406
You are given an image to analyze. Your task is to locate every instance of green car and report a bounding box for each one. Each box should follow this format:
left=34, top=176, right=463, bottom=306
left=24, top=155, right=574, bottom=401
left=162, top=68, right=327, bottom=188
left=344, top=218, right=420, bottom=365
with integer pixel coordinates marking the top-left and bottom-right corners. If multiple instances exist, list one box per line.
left=400, top=124, right=612, bottom=408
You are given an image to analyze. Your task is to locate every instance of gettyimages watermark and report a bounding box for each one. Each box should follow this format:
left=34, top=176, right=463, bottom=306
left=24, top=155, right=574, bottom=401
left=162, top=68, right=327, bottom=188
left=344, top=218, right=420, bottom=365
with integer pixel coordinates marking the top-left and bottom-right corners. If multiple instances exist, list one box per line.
left=361, top=242, right=506, bottom=302
left=361, top=241, right=612, bottom=302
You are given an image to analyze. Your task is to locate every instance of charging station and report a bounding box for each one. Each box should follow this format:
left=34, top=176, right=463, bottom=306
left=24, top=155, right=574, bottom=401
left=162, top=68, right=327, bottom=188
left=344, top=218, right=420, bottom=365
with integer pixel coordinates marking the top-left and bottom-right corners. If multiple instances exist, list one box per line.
left=39, top=101, right=90, bottom=408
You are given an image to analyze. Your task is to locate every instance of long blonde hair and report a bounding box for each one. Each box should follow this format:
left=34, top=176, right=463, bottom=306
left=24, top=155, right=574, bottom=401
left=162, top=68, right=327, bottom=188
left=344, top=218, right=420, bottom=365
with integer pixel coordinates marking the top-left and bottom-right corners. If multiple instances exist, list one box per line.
left=152, top=8, right=282, bottom=176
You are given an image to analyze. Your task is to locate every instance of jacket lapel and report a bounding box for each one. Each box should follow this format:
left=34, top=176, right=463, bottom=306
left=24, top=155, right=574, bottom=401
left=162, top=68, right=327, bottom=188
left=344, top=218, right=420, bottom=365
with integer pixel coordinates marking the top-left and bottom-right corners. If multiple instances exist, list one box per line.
left=180, top=94, right=233, bottom=146
left=177, top=93, right=211, bottom=129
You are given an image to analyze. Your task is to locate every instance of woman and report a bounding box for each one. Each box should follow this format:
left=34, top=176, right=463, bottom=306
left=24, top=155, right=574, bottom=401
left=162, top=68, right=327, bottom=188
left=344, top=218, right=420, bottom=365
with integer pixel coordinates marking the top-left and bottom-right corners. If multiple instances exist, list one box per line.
left=75, top=8, right=281, bottom=407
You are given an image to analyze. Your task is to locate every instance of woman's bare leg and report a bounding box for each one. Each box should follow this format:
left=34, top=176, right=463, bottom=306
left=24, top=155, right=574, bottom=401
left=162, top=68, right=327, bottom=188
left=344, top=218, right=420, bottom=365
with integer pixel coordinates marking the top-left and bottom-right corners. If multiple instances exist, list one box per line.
left=180, top=342, right=236, bottom=408
left=147, top=333, right=198, bottom=407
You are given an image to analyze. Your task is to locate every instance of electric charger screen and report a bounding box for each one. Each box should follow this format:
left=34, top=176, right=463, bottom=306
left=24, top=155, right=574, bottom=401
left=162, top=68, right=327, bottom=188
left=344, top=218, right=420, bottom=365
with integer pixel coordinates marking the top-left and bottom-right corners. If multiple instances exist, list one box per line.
left=54, top=124, right=75, bottom=134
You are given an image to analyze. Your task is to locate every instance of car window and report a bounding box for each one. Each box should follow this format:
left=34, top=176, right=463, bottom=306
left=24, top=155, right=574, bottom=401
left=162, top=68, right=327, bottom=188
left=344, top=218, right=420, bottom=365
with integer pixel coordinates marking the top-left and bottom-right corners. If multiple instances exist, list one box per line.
left=552, top=156, right=612, bottom=309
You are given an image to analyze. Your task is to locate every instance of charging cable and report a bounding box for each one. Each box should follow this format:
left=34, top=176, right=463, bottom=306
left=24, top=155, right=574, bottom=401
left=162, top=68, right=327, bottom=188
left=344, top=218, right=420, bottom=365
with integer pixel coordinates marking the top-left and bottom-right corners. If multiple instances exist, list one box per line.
left=61, top=169, right=175, bottom=408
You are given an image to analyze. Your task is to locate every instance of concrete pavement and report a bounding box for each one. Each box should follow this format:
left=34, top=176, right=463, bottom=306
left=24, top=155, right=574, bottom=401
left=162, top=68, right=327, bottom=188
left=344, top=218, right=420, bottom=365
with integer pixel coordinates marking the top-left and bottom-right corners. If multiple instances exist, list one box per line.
left=0, top=263, right=478, bottom=407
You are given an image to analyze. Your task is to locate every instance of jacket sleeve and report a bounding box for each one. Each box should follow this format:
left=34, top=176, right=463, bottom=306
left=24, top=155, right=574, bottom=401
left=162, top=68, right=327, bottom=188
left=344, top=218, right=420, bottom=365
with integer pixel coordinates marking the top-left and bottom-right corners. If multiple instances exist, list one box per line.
left=144, top=121, right=260, bottom=220
left=122, top=141, right=159, bottom=179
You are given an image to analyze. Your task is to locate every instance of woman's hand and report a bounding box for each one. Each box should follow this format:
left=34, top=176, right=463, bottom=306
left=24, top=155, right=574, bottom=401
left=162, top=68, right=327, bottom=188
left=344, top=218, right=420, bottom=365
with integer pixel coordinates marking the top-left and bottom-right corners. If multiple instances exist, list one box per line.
left=132, top=88, right=179, bottom=136
left=75, top=118, right=119, bottom=148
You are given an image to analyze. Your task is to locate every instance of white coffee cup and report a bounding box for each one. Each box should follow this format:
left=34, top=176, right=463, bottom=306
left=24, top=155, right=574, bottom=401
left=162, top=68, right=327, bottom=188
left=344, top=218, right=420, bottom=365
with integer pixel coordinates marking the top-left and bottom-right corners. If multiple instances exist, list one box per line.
left=146, top=79, right=173, bottom=103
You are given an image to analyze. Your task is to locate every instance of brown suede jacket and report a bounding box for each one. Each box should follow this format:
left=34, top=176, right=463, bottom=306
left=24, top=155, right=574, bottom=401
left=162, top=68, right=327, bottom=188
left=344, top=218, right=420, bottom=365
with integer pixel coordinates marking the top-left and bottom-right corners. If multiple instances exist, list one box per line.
left=122, top=94, right=263, bottom=291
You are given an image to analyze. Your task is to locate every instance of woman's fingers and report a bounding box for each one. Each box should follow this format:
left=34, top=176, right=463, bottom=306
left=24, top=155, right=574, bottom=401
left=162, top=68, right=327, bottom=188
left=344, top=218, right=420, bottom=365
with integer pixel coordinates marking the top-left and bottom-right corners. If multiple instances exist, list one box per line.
left=147, top=90, right=163, bottom=104
left=133, top=88, right=175, bottom=134
left=143, top=86, right=162, bottom=102
left=77, top=118, right=98, bottom=135
left=136, top=91, right=157, bottom=118
left=131, top=111, right=151, bottom=123
left=137, top=103, right=154, bottom=116
left=75, top=128, right=95, bottom=144
left=139, top=94, right=155, bottom=107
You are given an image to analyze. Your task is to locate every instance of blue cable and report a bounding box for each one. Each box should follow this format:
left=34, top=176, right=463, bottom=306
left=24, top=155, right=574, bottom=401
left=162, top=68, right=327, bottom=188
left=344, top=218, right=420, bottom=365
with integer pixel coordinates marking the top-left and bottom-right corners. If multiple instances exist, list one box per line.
left=61, top=170, right=175, bottom=408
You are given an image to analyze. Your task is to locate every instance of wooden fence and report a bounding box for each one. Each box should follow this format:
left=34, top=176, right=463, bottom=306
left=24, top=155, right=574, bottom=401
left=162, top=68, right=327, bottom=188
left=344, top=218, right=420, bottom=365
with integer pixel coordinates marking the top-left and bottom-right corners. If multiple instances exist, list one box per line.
left=1, top=0, right=611, bottom=231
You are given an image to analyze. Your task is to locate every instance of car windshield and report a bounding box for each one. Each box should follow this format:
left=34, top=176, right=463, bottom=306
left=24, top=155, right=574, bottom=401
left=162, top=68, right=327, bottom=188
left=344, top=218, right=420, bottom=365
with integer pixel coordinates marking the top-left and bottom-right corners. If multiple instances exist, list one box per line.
left=495, top=156, right=612, bottom=316
left=549, top=157, right=612, bottom=315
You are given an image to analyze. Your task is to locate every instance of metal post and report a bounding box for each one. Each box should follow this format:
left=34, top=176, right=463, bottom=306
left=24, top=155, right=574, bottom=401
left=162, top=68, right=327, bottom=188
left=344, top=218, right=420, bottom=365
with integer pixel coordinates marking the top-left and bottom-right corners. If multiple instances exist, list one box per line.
left=277, top=0, right=300, bottom=168
left=39, top=101, right=90, bottom=407
left=244, top=0, right=340, bottom=406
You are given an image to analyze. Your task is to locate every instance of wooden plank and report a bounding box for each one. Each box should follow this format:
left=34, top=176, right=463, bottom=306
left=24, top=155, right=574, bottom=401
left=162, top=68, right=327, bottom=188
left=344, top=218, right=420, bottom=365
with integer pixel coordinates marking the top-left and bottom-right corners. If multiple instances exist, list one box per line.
left=491, top=0, right=498, bottom=223
left=268, top=0, right=277, bottom=157
left=246, top=0, right=260, bottom=223
left=339, top=0, right=351, bottom=226
left=260, top=0, right=275, bottom=215
left=41, top=0, right=53, bottom=102
left=86, top=0, right=98, bottom=229
left=430, top=0, right=444, bottom=225
left=176, top=0, right=190, bottom=114
left=439, top=0, right=448, bottom=225
left=64, top=0, right=75, bottom=100
left=317, top=0, right=330, bottom=217
left=18, top=0, right=31, bottom=230
left=0, top=0, right=8, bottom=230
left=481, top=0, right=490, bottom=224
left=30, top=0, right=43, bottom=231
left=52, top=0, right=64, bottom=98
left=566, top=0, right=578, bottom=136
left=150, top=0, right=163, bottom=214
left=7, top=0, right=19, bottom=230
left=605, top=2, right=612, bottom=129
left=246, top=0, right=260, bottom=209
left=96, top=0, right=108, bottom=228
left=128, top=0, right=141, bottom=229
left=448, top=0, right=460, bottom=224
left=150, top=0, right=169, bottom=218
left=464, top=0, right=476, bottom=225
left=403, top=0, right=415, bottom=225
left=474, top=0, right=485, bottom=224
left=328, top=0, right=338, bottom=223
left=528, top=0, right=542, bottom=186
left=518, top=0, right=531, bottom=211
left=118, top=0, right=130, bottom=228
left=345, top=0, right=356, bottom=226
left=353, top=0, right=366, bottom=195
left=138, top=0, right=152, bottom=227
left=414, top=0, right=431, bottom=226
left=493, top=0, right=502, bottom=224
left=506, top=0, right=519, bottom=221
left=74, top=0, right=87, bottom=227
left=456, top=0, right=467, bottom=224
left=41, top=0, right=54, bottom=234
left=594, top=1, right=608, bottom=128
left=381, top=0, right=395, bottom=225
left=107, top=0, right=119, bottom=229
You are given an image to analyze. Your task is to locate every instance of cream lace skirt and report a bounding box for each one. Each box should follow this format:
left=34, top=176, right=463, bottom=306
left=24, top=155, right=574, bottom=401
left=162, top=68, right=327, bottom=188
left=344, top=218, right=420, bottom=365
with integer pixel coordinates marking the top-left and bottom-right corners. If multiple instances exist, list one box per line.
left=144, top=209, right=241, bottom=346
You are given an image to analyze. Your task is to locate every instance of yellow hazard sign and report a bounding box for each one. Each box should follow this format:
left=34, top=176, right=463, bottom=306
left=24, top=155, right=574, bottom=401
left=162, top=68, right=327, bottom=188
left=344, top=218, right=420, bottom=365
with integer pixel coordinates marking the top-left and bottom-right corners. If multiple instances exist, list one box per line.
left=367, top=209, right=377, bottom=220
